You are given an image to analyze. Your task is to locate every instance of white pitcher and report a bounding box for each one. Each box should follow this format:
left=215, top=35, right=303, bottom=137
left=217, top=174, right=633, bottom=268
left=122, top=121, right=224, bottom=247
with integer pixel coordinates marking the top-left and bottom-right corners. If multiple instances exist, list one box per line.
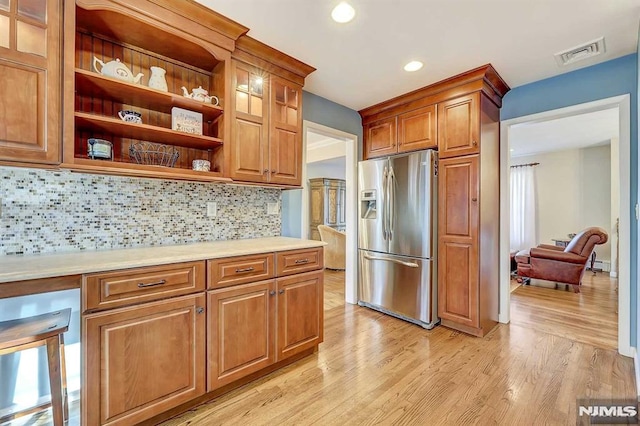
left=148, top=66, right=168, bottom=92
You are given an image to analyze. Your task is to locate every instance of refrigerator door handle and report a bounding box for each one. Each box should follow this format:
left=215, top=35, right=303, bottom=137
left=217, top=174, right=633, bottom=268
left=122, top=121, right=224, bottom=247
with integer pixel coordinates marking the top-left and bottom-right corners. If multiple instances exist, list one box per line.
left=363, top=253, right=419, bottom=268
left=388, top=166, right=395, bottom=240
left=382, top=166, right=388, bottom=240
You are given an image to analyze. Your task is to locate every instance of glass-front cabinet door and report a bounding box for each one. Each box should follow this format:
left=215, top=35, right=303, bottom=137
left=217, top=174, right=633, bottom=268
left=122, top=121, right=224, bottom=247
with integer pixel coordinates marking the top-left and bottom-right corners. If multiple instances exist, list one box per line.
left=0, top=0, right=61, bottom=164
left=269, top=76, right=302, bottom=186
left=229, top=60, right=269, bottom=182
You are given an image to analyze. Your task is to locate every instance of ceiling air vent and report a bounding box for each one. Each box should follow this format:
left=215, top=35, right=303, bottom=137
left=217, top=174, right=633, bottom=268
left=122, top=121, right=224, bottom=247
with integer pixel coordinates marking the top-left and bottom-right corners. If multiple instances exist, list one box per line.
left=554, top=37, right=606, bottom=66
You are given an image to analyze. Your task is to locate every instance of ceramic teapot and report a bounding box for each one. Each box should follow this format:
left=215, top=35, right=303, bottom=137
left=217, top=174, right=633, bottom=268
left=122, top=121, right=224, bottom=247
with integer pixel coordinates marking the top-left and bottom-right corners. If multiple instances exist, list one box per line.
left=93, top=56, right=144, bottom=84
left=181, top=86, right=219, bottom=105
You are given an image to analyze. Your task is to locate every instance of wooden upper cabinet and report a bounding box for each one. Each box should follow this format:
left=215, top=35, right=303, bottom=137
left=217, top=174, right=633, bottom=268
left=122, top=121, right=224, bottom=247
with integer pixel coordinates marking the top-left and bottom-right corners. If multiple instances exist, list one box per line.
left=0, top=0, right=61, bottom=165
left=363, top=104, right=437, bottom=159
left=230, top=60, right=269, bottom=183
left=363, top=117, right=397, bottom=159
left=438, top=93, right=480, bottom=158
left=83, top=294, right=206, bottom=426
left=397, top=105, right=437, bottom=153
left=437, top=155, right=479, bottom=328
left=269, top=76, right=302, bottom=185
left=230, top=36, right=314, bottom=187
left=229, top=64, right=303, bottom=186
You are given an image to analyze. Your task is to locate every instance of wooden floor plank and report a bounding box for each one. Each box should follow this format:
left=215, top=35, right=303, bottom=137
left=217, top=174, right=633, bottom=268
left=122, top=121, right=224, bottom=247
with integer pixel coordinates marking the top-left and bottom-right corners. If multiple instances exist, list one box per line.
left=510, top=272, right=619, bottom=350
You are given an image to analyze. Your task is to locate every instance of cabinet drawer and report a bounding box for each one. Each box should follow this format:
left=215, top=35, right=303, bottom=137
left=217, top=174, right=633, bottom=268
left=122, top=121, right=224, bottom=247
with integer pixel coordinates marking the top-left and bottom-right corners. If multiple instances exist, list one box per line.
left=276, top=248, right=324, bottom=276
left=208, top=253, right=275, bottom=289
left=83, top=261, right=206, bottom=312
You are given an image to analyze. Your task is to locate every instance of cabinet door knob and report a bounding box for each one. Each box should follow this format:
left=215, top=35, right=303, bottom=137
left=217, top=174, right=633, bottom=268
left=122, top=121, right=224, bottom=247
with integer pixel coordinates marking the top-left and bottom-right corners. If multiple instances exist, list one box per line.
left=471, top=197, right=478, bottom=202
left=278, top=289, right=285, bottom=295
left=472, top=140, right=478, bottom=146
left=263, top=169, right=269, bottom=174
left=196, top=307, right=204, bottom=314
left=269, top=290, right=276, bottom=296
left=271, top=169, right=277, bottom=174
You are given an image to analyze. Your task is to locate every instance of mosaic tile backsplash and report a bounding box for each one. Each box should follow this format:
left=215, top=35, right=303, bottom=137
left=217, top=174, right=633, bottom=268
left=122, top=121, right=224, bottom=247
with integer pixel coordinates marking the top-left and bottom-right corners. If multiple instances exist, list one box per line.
left=0, top=167, right=282, bottom=256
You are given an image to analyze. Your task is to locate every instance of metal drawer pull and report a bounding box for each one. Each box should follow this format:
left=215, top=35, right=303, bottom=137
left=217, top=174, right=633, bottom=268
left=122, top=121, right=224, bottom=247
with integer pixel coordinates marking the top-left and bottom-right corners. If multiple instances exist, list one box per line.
left=279, top=289, right=285, bottom=295
left=137, top=279, right=166, bottom=288
left=235, top=267, right=255, bottom=273
left=294, top=259, right=309, bottom=264
left=196, top=307, right=204, bottom=314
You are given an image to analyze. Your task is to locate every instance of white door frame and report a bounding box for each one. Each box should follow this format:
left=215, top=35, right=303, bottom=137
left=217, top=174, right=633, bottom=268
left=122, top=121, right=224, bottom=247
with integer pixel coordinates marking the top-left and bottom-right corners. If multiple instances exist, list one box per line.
left=301, top=120, right=359, bottom=304
left=499, top=94, right=632, bottom=357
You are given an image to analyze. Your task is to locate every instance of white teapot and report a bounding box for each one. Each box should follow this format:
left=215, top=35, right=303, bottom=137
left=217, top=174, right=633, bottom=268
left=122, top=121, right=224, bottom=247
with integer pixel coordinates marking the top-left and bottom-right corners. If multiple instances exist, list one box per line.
left=93, top=56, right=144, bottom=84
left=181, top=86, right=219, bottom=105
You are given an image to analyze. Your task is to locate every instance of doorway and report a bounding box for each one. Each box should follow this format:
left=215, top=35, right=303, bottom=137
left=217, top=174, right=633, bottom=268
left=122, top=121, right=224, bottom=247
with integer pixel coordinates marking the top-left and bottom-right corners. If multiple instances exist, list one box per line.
left=499, top=95, right=632, bottom=356
left=281, top=121, right=358, bottom=304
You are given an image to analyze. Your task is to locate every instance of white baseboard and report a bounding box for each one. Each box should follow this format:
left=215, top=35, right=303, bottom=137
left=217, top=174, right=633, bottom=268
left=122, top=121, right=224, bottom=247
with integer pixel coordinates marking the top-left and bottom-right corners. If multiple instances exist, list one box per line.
left=593, top=260, right=611, bottom=272
left=635, top=349, right=640, bottom=400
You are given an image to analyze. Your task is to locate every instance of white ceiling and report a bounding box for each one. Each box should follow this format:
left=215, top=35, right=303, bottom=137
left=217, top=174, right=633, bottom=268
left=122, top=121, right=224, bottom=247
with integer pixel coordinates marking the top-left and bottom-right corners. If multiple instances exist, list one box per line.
left=509, top=108, right=619, bottom=157
left=195, top=0, right=639, bottom=111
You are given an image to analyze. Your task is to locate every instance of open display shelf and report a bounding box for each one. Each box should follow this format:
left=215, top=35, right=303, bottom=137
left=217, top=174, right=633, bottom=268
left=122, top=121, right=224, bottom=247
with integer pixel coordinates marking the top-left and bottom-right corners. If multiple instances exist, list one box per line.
left=75, top=112, right=223, bottom=150
left=65, top=158, right=232, bottom=183
left=75, top=69, right=224, bottom=123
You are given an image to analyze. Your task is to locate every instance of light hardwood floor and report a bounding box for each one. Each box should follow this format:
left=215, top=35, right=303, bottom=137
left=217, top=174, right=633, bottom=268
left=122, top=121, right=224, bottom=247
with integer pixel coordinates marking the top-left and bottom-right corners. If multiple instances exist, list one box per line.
left=163, top=270, right=636, bottom=426
left=511, top=272, right=619, bottom=350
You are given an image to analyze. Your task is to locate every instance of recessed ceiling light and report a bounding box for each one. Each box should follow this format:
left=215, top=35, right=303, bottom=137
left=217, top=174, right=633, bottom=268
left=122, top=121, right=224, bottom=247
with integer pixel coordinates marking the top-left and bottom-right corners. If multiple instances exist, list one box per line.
left=404, top=61, right=423, bottom=72
left=331, top=2, right=355, bottom=23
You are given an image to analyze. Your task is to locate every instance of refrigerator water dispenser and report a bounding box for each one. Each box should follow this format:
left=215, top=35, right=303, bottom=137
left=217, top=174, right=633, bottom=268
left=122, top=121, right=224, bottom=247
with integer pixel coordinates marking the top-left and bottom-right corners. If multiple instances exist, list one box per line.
left=360, top=189, right=377, bottom=219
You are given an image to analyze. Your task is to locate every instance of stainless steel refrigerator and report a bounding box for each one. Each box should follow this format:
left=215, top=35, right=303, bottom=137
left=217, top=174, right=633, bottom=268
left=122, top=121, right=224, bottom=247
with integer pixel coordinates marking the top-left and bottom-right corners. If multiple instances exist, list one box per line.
left=357, top=149, right=438, bottom=329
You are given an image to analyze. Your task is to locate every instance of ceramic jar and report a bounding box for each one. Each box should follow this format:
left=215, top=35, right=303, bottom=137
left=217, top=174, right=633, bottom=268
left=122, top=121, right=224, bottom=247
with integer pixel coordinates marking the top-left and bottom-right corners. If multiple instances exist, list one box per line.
left=148, top=66, right=168, bottom=92
left=192, top=159, right=211, bottom=172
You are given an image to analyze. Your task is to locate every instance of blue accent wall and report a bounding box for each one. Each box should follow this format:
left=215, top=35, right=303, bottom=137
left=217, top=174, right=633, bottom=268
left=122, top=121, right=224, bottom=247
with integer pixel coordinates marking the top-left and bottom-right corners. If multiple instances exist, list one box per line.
left=636, top=27, right=640, bottom=354
left=281, top=91, right=362, bottom=238
left=303, top=91, right=363, bottom=141
left=502, top=53, right=639, bottom=347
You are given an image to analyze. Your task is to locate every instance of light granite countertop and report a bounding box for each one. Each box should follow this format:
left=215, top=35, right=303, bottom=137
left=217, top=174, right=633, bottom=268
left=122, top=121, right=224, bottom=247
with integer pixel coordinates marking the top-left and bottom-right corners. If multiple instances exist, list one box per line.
left=0, top=237, right=326, bottom=283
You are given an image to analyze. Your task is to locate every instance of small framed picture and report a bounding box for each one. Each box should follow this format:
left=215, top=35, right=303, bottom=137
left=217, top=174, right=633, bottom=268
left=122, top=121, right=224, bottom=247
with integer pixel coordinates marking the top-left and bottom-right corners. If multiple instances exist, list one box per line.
left=171, top=107, right=203, bottom=135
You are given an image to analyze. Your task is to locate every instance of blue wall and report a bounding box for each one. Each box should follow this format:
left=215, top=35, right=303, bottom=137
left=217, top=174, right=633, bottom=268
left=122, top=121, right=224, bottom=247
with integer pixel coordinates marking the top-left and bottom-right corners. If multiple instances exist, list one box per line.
left=281, top=91, right=362, bottom=238
left=303, top=91, right=363, bottom=140
left=636, top=27, right=640, bottom=354
left=502, top=53, right=639, bottom=347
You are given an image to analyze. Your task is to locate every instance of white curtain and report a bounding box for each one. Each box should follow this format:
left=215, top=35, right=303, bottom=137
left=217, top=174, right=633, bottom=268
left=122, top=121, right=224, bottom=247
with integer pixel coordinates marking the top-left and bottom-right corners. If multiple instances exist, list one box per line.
left=510, top=166, right=537, bottom=251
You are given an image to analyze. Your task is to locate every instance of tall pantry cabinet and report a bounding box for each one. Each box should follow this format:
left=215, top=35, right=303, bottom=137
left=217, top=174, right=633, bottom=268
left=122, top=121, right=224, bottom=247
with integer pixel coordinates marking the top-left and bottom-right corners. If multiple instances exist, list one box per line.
left=437, top=90, right=503, bottom=337
left=359, top=65, right=509, bottom=337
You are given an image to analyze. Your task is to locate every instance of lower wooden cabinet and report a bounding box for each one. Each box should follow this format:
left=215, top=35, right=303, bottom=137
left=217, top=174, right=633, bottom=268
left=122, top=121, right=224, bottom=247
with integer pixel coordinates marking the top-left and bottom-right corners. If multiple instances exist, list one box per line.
left=81, top=247, right=324, bottom=424
left=277, top=270, right=324, bottom=360
left=208, top=269, right=324, bottom=391
left=207, top=279, right=276, bottom=390
left=83, top=294, right=206, bottom=426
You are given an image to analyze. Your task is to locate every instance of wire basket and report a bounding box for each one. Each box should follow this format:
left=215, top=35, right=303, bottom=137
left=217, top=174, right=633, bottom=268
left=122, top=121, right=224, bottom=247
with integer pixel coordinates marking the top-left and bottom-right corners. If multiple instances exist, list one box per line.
left=129, top=142, right=179, bottom=167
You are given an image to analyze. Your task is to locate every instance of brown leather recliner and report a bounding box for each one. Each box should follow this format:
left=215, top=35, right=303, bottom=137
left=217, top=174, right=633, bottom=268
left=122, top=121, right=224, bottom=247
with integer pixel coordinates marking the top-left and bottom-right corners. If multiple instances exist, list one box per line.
left=515, top=227, right=608, bottom=293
